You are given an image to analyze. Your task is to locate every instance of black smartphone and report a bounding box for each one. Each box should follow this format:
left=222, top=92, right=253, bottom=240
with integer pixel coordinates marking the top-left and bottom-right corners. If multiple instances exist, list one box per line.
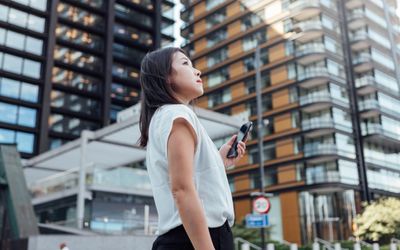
left=227, top=121, right=253, bottom=158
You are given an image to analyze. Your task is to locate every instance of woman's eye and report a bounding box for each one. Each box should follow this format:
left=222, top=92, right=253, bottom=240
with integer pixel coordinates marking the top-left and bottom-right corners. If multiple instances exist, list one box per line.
left=183, top=61, right=188, bottom=65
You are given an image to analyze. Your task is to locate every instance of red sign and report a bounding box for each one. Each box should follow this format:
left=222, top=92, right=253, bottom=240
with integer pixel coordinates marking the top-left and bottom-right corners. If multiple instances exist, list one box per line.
left=253, top=196, right=271, bottom=214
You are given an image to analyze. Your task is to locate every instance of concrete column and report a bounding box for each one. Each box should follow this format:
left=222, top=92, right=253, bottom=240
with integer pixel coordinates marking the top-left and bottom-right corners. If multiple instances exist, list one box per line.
left=313, top=242, right=320, bottom=250
left=267, top=243, right=275, bottom=250
left=373, top=243, right=380, bottom=250
left=290, top=243, right=298, bottom=250
left=354, top=243, right=361, bottom=250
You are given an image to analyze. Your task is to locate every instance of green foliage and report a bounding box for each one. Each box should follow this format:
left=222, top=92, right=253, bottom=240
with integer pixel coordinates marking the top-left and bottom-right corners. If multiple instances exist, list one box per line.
left=354, top=197, right=400, bottom=243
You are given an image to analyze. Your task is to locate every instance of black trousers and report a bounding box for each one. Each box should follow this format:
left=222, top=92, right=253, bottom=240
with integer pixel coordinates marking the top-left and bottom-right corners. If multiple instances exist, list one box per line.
left=152, top=220, right=234, bottom=250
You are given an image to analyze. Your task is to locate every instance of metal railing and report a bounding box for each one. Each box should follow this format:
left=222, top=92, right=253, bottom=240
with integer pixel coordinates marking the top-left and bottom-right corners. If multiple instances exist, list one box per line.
left=234, top=237, right=262, bottom=250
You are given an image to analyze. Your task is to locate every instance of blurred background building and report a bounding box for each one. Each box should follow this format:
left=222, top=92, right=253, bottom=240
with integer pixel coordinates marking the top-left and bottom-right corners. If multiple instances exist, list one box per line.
left=1, top=0, right=400, bottom=246
left=181, top=0, right=400, bottom=244
left=0, top=0, right=176, bottom=158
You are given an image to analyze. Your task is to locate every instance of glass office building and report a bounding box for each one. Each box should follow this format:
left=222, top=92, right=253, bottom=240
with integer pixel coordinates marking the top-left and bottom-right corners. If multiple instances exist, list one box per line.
left=0, top=0, right=175, bottom=158
left=181, top=0, right=400, bottom=244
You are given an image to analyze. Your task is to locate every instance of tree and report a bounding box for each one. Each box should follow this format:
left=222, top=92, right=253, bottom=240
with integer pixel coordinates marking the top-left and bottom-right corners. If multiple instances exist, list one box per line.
left=354, top=197, right=400, bottom=243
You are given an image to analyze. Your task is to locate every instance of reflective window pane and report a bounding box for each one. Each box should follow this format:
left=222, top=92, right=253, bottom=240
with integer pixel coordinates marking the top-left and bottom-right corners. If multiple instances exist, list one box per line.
left=17, top=106, right=36, bottom=127
left=9, top=8, right=28, bottom=28
left=56, top=24, right=103, bottom=51
left=52, top=67, right=101, bottom=93
left=49, top=114, right=99, bottom=136
left=0, top=128, right=15, bottom=143
left=28, top=14, right=45, bottom=32
left=5, top=30, right=25, bottom=51
left=20, top=83, right=39, bottom=102
left=57, top=3, right=104, bottom=29
left=111, top=83, right=140, bottom=102
left=0, top=102, right=18, bottom=124
left=51, top=90, right=100, bottom=115
left=0, top=28, right=6, bottom=44
left=29, top=0, right=47, bottom=11
left=0, top=77, right=20, bottom=99
left=54, top=46, right=102, bottom=72
left=3, top=54, right=23, bottom=74
left=23, top=59, right=41, bottom=79
left=16, top=131, right=34, bottom=153
left=0, top=5, right=8, bottom=22
left=25, top=36, right=43, bottom=55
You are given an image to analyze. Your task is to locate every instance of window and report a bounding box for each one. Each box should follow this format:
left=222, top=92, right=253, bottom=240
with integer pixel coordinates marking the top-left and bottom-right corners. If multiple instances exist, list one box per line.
left=52, top=67, right=101, bottom=93
left=206, top=0, right=224, bottom=11
left=111, top=83, right=140, bottom=102
left=12, top=0, right=47, bottom=11
left=0, top=77, right=39, bottom=103
left=371, top=48, right=394, bottom=70
left=113, top=43, right=146, bottom=65
left=207, top=48, right=228, bottom=67
left=112, top=63, right=140, bottom=81
left=0, top=102, right=36, bottom=127
left=49, top=114, right=99, bottom=136
left=51, top=91, right=100, bottom=116
left=56, top=25, right=103, bottom=51
left=114, top=23, right=153, bottom=47
left=115, top=3, right=152, bottom=28
left=241, top=11, right=264, bottom=31
left=54, top=46, right=102, bottom=72
left=0, top=52, right=41, bottom=79
left=207, top=67, right=229, bottom=87
left=207, top=28, right=227, bottom=48
left=374, top=70, right=398, bottom=92
left=208, top=88, right=232, bottom=108
left=58, top=3, right=104, bottom=29
left=0, top=128, right=35, bottom=153
left=206, top=7, right=226, bottom=28
left=243, top=29, right=267, bottom=51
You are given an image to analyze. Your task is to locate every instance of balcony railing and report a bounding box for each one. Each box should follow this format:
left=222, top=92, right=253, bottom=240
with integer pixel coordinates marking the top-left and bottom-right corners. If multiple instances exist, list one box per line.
left=302, top=118, right=352, bottom=133
left=306, top=171, right=359, bottom=185
left=299, top=92, right=331, bottom=105
left=289, top=0, right=319, bottom=10
left=364, top=155, right=400, bottom=171
left=298, top=67, right=329, bottom=81
left=358, top=99, right=379, bottom=111
left=362, top=123, right=400, bottom=141
left=355, top=75, right=376, bottom=88
left=353, top=53, right=372, bottom=65
left=293, top=21, right=323, bottom=32
left=304, top=144, right=337, bottom=156
left=350, top=32, right=368, bottom=42
left=296, top=43, right=325, bottom=57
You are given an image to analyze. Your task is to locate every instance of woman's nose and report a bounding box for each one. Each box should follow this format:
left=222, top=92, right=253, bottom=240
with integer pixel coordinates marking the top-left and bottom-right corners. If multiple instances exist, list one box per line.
left=195, top=69, right=201, bottom=77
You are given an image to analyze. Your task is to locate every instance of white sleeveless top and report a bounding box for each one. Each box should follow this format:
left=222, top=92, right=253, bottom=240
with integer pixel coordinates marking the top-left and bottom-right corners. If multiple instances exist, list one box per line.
left=146, top=104, right=235, bottom=235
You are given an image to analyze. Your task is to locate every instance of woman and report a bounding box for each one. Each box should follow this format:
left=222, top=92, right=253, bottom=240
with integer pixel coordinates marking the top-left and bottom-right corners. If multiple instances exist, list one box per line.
left=139, top=47, right=247, bottom=250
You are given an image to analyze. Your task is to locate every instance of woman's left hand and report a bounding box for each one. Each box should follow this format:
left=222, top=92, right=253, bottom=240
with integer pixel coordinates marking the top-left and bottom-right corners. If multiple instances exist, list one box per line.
left=219, top=135, right=247, bottom=168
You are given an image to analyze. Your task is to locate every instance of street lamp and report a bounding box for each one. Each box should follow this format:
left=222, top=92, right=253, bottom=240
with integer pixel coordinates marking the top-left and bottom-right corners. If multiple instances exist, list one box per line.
left=255, top=45, right=270, bottom=250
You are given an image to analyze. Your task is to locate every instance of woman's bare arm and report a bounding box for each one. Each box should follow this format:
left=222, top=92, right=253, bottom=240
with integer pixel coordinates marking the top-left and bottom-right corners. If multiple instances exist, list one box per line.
left=167, top=118, right=215, bottom=250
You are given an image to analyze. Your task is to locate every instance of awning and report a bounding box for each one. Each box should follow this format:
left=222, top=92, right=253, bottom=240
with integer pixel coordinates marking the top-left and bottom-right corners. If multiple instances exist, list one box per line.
left=23, top=105, right=243, bottom=186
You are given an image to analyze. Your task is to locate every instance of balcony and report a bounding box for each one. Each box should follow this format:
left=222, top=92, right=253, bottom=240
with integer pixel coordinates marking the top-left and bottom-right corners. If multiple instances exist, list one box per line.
left=298, top=67, right=330, bottom=88
left=302, top=118, right=352, bottom=136
left=355, top=76, right=378, bottom=95
left=296, top=43, right=326, bottom=65
left=300, top=92, right=348, bottom=112
left=352, top=53, right=373, bottom=73
left=358, top=99, right=380, bottom=118
left=349, top=32, right=370, bottom=51
left=347, top=10, right=368, bottom=30
left=367, top=170, right=400, bottom=193
left=306, top=171, right=359, bottom=185
left=364, top=155, right=400, bottom=172
left=304, top=144, right=338, bottom=157
left=289, top=0, right=321, bottom=21
left=362, top=123, right=400, bottom=151
left=292, top=21, right=324, bottom=43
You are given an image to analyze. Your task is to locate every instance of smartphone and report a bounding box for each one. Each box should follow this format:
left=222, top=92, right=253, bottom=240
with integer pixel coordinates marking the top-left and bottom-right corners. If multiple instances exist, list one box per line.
left=227, top=121, right=253, bottom=158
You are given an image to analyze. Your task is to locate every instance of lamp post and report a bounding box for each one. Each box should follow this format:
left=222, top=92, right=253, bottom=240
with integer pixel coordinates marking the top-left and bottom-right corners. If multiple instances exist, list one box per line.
left=255, top=45, right=268, bottom=250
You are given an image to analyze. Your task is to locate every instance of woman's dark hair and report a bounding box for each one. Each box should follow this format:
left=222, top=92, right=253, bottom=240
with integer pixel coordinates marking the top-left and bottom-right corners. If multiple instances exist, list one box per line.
left=138, top=47, right=187, bottom=147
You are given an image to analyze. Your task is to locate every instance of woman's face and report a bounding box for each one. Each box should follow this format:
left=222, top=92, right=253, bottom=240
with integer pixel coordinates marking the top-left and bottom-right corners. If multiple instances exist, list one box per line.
left=168, top=51, right=203, bottom=104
